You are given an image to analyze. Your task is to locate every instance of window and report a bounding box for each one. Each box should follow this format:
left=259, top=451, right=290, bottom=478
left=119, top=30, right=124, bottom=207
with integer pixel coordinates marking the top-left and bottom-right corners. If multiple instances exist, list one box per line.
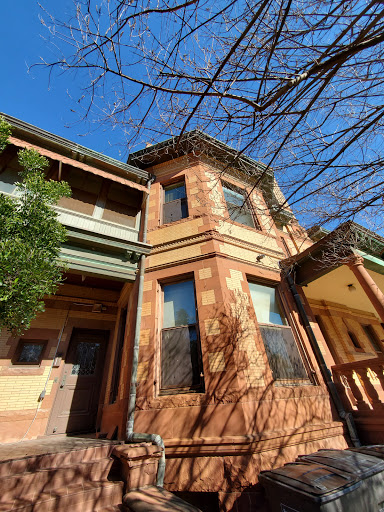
left=347, top=331, right=364, bottom=352
left=163, top=181, right=188, bottom=224
left=222, top=183, right=259, bottom=229
left=248, top=282, right=308, bottom=381
left=161, top=280, right=204, bottom=392
left=362, top=324, right=382, bottom=353
left=13, top=340, right=47, bottom=365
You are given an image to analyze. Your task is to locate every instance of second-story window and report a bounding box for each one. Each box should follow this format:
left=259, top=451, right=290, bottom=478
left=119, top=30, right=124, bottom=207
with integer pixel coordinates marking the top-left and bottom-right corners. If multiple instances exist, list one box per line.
left=222, top=183, right=259, bottom=229
left=163, top=181, right=188, bottom=224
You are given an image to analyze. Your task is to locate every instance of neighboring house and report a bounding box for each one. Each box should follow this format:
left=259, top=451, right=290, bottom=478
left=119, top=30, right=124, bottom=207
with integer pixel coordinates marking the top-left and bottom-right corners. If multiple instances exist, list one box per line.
left=0, top=114, right=151, bottom=441
left=286, top=222, right=384, bottom=445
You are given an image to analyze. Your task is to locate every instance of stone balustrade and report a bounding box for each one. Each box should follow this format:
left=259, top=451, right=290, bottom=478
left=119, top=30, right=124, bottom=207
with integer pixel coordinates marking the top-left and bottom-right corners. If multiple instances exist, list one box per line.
left=332, top=356, right=384, bottom=412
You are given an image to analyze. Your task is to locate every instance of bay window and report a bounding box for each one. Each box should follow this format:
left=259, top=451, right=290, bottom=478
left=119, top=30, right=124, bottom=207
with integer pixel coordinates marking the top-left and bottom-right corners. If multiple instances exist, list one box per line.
left=161, top=279, right=204, bottom=392
left=249, top=282, right=308, bottom=381
left=163, top=181, right=188, bottom=224
left=222, top=183, right=259, bottom=229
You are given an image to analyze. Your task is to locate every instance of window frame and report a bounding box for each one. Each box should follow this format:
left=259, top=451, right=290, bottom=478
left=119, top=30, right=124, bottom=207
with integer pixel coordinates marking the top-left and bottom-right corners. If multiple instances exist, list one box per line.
left=362, top=324, right=383, bottom=353
left=347, top=330, right=365, bottom=352
left=109, top=308, right=127, bottom=404
left=12, top=339, right=47, bottom=366
left=248, top=280, right=311, bottom=384
left=159, top=277, right=204, bottom=394
left=162, top=179, right=189, bottom=225
left=221, top=181, right=261, bottom=230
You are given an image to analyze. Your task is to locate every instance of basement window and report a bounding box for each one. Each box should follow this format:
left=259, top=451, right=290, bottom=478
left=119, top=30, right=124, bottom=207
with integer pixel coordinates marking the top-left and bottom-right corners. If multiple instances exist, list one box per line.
left=13, top=340, right=47, bottom=365
left=161, top=279, right=204, bottom=393
left=248, top=282, right=308, bottom=381
left=163, top=181, right=188, bottom=224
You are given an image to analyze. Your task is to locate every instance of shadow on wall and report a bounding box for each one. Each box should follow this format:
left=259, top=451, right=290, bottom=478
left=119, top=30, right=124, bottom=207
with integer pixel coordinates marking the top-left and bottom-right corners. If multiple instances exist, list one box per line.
left=135, top=289, right=347, bottom=512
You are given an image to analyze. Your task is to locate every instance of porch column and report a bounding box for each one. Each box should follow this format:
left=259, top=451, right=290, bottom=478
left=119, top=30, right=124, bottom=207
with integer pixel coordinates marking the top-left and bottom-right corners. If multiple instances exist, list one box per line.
left=346, top=255, right=384, bottom=322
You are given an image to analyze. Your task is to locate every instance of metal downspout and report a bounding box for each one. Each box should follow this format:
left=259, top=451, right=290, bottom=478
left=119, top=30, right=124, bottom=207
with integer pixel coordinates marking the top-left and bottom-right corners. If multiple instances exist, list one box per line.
left=125, top=176, right=166, bottom=486
left=284, top=270, right=361, bottom=447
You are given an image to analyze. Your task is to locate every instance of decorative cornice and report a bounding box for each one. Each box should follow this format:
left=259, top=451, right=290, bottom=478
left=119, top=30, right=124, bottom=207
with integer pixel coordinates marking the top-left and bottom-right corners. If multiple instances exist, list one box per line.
left=149, top=228, right=284, bottom=260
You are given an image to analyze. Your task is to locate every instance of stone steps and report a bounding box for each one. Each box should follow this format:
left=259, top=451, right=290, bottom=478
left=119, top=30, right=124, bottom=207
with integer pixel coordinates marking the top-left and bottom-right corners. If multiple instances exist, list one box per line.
left=0, top=439, right=124, bottom=512
left=1, top=458, right=114, bottom=501
left=0, top=480, right=124, bottom=512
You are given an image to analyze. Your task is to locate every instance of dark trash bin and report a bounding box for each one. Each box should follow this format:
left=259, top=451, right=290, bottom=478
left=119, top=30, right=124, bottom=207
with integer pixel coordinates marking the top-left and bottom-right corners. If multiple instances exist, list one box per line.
left=298, top=449, right=384, bottom=510
left=259, top=461, right=361, bottom=512
left=348, top=444, right=384, bottom=460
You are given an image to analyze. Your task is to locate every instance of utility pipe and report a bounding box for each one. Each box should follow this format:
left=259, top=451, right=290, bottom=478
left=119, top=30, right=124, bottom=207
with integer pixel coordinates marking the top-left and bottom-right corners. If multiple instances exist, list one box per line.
left=125, top=176, right=166, bottom=486
left=284, top=270, right=361, bottom=447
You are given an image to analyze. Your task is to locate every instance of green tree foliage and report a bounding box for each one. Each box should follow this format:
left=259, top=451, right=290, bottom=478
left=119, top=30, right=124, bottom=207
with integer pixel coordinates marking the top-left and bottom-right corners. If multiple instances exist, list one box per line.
left=0, top=117, right=11, bottom=153
left=0, top=118, right=71, bottom=334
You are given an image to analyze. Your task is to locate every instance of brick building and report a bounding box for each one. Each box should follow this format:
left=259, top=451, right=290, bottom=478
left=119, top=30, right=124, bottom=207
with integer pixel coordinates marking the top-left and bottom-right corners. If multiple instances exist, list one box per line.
left=108, top=132, right=346, bottom=510
left=0, top=120, right=353, bottom=511
left=0, top=114, right=151, bottom=442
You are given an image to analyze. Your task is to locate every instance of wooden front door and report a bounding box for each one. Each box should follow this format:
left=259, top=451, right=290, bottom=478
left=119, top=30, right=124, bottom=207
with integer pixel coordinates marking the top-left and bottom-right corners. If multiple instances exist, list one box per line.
left=47, top=329, right=109, bottom=435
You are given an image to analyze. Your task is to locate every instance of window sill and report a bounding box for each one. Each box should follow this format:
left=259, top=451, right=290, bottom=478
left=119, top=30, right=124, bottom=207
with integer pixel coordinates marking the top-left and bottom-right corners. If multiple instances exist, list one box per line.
left=159, top=215, right=193, bottom=228
left=273, top=378, right=314, bottom=387
left=223, top=218, right=263, bottom=233
left=159, top=388, right=205, bottom=396
left=11, top=363, right=42, bottom=367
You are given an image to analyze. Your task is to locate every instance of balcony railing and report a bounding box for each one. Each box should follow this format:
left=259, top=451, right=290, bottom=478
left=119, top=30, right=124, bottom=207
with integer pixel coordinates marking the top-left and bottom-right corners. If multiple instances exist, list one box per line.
left=332, top=356, right=384, bottom=411
left=332, top=356, right=384, bottom=444
left=55, top=205, right=140, bottom=243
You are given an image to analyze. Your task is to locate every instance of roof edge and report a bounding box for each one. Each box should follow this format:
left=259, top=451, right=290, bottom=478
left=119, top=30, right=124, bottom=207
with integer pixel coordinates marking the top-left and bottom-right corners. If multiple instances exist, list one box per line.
left=128, top=129, right=273, bottom=178
left=1, top=113, right=150, bottom=182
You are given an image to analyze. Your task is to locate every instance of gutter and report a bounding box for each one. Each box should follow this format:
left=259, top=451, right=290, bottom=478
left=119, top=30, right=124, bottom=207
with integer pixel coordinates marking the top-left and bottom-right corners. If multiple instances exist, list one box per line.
left=284, top=270, right=361, bottom=448
left=125, top=176, right=166, bottom=487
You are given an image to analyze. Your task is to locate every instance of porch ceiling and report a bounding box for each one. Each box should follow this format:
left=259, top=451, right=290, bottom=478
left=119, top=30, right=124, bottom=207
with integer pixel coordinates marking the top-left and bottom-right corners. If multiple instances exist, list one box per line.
left=304, top=264, right=384, bottom=318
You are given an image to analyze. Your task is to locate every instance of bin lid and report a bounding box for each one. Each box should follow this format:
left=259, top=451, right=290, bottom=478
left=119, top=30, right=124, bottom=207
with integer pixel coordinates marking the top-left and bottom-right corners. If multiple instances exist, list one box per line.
left=349, top=445, right=384, bottom=460
left=299, top=449, right=384, bottom=478
left=259, top=461, right=358, bottom=502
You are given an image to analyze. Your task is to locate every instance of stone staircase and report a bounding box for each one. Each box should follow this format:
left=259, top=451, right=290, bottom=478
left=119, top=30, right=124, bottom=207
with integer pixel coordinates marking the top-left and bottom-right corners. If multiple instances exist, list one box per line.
left=0, top=439, right=124, bottom=511
left=0, top=437, right=201, bottom=512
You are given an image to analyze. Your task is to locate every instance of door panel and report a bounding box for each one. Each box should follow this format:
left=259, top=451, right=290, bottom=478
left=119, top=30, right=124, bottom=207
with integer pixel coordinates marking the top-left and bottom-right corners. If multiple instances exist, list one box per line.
left=47, top=329, right=109, bottom=435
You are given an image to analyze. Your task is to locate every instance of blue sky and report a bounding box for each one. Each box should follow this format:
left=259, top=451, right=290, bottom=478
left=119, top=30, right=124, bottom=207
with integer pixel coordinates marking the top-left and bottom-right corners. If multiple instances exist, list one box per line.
left=0, top=1, right=126, bottom=160
left=1, top=2, right=382, bottom=233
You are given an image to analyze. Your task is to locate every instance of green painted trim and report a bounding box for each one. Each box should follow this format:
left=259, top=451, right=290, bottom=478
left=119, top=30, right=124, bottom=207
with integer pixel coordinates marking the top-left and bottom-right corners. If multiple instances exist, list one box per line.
left=66, top=227, right=151, bottom=254
left=62, top=261, right=136, bottom=281
left=357, top=249, right=384, bottom=275
left=61, top=253, right=137, bottom=280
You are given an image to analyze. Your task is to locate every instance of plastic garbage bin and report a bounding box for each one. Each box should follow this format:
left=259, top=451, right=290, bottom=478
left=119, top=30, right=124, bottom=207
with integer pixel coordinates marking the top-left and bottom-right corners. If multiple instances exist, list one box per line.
left=259, top=461, right=360, bottom=512
left=298, top=449, right=384, bottom=510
